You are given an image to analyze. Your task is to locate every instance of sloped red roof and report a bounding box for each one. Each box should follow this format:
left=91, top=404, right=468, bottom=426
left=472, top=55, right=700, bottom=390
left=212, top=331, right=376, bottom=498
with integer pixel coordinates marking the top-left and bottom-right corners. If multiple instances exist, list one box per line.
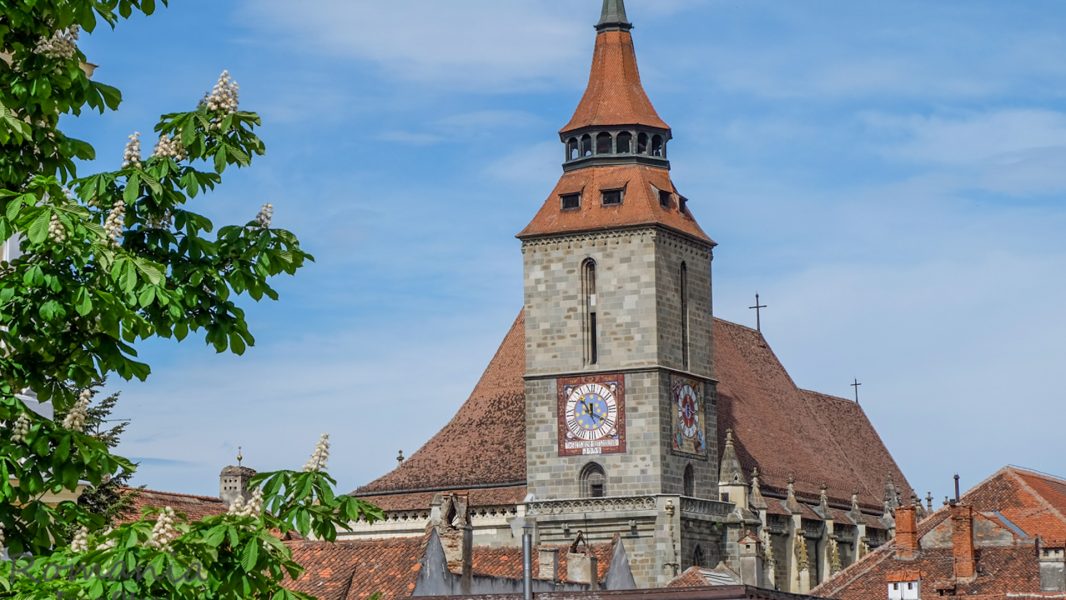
left=287, top=537, right=426, bottom=600
left=814, top=466, right=1066, bottom=600
left=466, top=540, right=615, bottom=584
left=964, top=466, right=1066, bottom=541
left=354, top=313, right=908, bottom=515
left=562, top=29, right=669, bottom=133
left=357, top=313, right=526, bottom=495
left=516, top=164, right=712, bottom=243
left=118, top=487, right=226, bottom=524
left=714, top=320, right=911, bottom=509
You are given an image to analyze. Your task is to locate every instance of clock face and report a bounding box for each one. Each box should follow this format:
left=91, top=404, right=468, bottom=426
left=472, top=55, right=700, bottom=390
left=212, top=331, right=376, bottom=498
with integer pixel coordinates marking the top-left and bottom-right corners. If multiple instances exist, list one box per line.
left=558, top=375, right=626, bottom=456
left=564, top=383, right=619, bottom=441
left=672, top=376, right=707, bottom=457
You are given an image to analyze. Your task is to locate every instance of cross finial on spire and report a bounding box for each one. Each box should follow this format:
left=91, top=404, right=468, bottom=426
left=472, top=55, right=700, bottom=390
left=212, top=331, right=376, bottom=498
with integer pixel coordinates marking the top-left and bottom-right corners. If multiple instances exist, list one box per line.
left=851, top=378, right=862, bottom=404
left=236, top=446, right=243, bottom=467
left=597, top=0, right=632, bottom=32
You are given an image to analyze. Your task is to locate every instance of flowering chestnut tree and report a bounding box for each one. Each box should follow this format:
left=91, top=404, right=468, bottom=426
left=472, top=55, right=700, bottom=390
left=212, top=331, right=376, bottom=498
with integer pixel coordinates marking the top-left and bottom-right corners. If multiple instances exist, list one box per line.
left=0, top=1, right=381, bottom=598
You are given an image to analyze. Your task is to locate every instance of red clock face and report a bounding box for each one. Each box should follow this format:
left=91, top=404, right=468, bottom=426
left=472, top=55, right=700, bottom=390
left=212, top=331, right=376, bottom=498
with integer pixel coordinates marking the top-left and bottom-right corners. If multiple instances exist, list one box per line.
left=672, top=376, right=706, bottom=457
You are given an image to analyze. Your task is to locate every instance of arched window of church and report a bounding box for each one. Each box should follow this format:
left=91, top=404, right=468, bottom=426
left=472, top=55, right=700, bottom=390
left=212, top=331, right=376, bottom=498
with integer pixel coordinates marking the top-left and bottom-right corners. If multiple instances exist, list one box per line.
left=580, top=462, right=607, bottom=498
left=617, top=132, right=633, bottom=154
left=651, top=135, right=664, bottom=157
left=683, top=463, right=695, bottom=497
left=693, top=545, right=705, bottom=568
left=680, top=262, right=689, bottom=370
left=568, top=138, right=579, bottom=161
left=596, top=132, right=612, bottom=155
left=580, top=134, right=593, bottom=157
left=582, top=259, right=598, bottom=365
left=637, top=132, right=648, bottom=154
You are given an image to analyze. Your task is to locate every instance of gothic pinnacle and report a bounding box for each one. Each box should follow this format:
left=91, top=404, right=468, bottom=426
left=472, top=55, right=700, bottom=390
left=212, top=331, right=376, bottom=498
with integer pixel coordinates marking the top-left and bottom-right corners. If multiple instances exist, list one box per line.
left=597, top=0, right=633, bottom=32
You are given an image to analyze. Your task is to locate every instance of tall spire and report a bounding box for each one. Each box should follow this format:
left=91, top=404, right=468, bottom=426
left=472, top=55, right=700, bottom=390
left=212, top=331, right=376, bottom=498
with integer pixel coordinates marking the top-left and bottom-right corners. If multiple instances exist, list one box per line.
left=597, top=0, right=632, bottom=32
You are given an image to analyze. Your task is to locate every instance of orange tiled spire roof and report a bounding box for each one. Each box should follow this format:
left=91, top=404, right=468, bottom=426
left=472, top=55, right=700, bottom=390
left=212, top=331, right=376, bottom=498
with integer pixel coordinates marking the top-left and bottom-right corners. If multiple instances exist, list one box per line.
left=562, top=0, right=670, bottom=133
left=519, top=0, right=711, bottom=244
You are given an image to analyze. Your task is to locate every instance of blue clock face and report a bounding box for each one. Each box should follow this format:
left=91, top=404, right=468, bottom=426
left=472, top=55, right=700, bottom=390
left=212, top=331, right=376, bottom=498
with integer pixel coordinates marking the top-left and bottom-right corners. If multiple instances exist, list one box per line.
left=564, top=383, right=619, bottom=441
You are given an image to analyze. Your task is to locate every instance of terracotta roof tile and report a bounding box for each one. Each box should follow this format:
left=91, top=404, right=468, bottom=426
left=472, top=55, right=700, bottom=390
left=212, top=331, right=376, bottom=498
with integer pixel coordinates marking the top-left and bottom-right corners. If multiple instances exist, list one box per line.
left=286, top=537, right=426, bottom=600
left=117, top=487, right=226, bottom=524
left=517, top=165, right=712, bottom=243
left=562, top=30, right=669, bottom=133
left=360, top=486, right=527, bottom=512
left=714, top=320, right=912, bottom=510
left=356, top=313, right=526, bottom=494
left=355, top=314, right=909, bottom=519
left=463, top=540, right=615, bottom=584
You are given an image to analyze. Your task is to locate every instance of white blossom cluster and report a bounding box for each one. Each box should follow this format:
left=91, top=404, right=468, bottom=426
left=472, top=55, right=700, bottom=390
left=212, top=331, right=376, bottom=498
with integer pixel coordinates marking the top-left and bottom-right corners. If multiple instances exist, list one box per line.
left=153, top=134, right=187, bottom=161
left=203, top=70, right=239, bottom=114
left=61, top=389, right=91, bottom=432
left=70, top=527, right=90, bottom=553
left=104, top=199, right=126, bottom=244
left=148, top=210, right=174, bottom=230
left=227, top=488, right=264, bottom=518
left=48, top=214, right=66, bottom=243
left=34, top=26, right=79, bottom=60
left=255, top=203, right=273, bottom=228
left=122, top=132, right=142, bottom=169
left=11, top=413, right=31, bottom=443
left=146, top=507, right=178, bottom=551
left=98, top=528, right=117, bottom=551
left=303, top=433, right=331, bottom=472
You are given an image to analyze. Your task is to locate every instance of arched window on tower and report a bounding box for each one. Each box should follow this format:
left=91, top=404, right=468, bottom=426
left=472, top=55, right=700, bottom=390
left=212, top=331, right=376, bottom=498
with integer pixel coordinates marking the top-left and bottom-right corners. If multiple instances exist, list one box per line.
left=683, top=463, right=695, bottom=497
left=580, top=134, right=593, bottom=157
left=617, top=132, right=633, bottom=154
left=680, top=262, right=690, bottom=370
left=582, top=259, right=598, bottom=365
left=568, top=138, right=579, bottom=161
left=596, top=132, right=613, bottom=155
left=651, top=135, right=664, bottom=157
left=693, top=545, right=706, bottom=568
left=580, top=462, right=607, bottom=498
left=637, top=132, right=649, bottom=154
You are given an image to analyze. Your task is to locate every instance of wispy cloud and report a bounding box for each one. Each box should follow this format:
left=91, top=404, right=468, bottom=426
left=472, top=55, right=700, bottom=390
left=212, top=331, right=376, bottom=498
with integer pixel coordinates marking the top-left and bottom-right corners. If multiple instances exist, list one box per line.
left=238, top=0, right=589, bottom=92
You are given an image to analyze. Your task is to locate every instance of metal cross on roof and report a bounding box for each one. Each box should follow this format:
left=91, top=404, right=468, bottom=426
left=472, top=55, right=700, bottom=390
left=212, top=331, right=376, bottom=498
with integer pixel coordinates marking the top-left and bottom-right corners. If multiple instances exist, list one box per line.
left=749, top=293, right=767, bottom=332
left=851, top=378, right=862, bottom=404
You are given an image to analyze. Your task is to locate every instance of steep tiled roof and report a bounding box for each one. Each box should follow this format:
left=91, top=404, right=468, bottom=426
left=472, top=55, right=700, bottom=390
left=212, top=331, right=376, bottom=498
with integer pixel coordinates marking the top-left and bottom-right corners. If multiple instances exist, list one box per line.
left=354, top=313, right=908, bottom=517
left=356, top=313, right=526, bottom=495
left=964, top=466, right=1066, bottom=541
left=118, top=487, right=226, bottom=524
left=287, top=537, right=426, bottom=600
left=562, top=29, right=669, bottom=133
left=714, top=320, right=911, bottom=509
left=516, top=164, right=712, bottom=243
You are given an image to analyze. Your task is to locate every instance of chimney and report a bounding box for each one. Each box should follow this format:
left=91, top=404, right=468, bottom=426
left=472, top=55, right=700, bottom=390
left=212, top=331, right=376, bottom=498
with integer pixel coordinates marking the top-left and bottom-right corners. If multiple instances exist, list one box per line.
left=538, top=547, right=560, bottom=583
left=951, top=504, right=976, bottom=580
left=568, top=552, right=599, bottom=589
left=1040, top=542, right=1066, bottom=592
left=894, top=504, right=919, bottom=560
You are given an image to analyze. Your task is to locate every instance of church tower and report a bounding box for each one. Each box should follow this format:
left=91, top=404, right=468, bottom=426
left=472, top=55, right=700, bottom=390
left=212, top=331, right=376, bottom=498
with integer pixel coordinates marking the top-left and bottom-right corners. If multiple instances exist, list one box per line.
left=518, top=0, right=720, bottom=584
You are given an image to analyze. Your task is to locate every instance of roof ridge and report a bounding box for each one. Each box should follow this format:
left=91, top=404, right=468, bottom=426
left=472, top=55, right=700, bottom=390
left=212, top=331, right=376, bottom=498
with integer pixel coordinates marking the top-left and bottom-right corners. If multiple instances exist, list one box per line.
left=1007, top=465, right=1066, bottom=485
left=812, top=538, right=896, bottom=596
left=1005, top=468, right=1066, bottom=531
left=122, top=486, right=223, bottom=503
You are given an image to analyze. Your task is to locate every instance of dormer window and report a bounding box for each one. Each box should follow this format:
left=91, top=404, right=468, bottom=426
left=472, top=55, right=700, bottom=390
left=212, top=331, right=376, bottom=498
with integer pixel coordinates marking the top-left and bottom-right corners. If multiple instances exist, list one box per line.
left=561, top=193, right=581, bottom=210
left=659, top=190, right=672, bottom=209
left=602, top=189, right=623, bottom=206
left=679, top=196, right=689, bottom=214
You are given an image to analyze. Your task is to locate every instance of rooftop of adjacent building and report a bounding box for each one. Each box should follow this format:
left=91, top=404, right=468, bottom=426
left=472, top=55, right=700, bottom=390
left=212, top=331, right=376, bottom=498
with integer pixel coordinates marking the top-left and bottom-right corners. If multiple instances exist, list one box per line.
left=812, top=466, right=1066, bottom=600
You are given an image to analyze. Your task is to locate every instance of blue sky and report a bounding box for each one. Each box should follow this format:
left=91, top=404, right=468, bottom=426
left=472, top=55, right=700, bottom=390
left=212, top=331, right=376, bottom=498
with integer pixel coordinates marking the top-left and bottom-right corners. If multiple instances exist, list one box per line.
left=68, top=0, right=1066, bottom=501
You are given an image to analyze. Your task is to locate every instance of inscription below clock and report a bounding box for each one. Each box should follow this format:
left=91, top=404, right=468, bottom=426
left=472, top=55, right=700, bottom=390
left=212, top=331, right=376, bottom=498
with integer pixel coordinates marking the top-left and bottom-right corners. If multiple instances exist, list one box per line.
left=558, top=376, right=626, bottom=457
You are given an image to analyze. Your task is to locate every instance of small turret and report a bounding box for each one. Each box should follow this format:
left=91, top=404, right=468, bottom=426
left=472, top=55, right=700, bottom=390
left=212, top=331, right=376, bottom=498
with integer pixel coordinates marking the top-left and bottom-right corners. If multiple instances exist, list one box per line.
left=219, top=449, right=256, bottom=507
left=718, top=429, right=748, bottom=507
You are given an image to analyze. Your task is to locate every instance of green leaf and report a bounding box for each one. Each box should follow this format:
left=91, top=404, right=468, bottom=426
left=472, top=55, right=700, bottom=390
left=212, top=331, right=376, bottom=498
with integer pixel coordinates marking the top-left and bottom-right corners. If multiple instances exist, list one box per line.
left=241, top=539, right=260, bottom=572
left=27, top=210, right=51, bottom=244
